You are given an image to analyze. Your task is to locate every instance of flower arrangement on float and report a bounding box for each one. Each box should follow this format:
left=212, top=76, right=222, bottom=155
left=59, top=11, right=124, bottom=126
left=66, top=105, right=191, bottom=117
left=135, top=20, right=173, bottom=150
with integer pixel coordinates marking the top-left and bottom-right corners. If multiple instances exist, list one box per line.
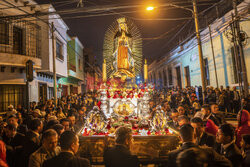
left=81, top=104, right=176, bottom=136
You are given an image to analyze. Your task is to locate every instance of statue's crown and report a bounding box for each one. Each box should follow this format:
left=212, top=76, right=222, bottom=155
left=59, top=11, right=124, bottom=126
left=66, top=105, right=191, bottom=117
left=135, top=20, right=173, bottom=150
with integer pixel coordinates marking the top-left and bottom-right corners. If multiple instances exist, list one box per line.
left=117, top=17, right=126, bottom=24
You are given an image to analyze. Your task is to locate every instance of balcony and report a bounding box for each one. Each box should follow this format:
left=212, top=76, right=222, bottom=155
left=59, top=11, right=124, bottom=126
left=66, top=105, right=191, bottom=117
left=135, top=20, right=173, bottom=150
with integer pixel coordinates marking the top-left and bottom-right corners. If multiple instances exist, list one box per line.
left=0, top=19, right=41, bottom=68
left=0, top=53, right=41, bottom=69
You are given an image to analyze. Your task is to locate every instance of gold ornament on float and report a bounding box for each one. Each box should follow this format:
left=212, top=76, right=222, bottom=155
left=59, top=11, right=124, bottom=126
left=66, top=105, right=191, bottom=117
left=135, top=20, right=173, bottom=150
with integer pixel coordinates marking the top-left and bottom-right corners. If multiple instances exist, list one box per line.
left=103, top=17, right=142, bottom=79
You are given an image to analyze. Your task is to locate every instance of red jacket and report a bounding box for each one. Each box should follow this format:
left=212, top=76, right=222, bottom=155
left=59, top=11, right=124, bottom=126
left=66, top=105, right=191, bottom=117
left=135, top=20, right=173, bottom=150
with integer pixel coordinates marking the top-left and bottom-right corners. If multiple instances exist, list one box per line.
left=236, top=110, right=250, bottom=148
left=0, top=140, right=8, bottom=167
left=205, top=119, right=218, bottom=136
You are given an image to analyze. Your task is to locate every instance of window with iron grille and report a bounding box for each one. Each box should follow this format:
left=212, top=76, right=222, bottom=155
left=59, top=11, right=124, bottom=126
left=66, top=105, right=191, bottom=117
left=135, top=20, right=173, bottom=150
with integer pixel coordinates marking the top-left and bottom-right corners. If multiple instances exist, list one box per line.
left=13, top=26, right=24, bottom=55
left=56, top=38, right=64, bottom=61
left=0, top=19, right=41, bottom=57
left=0, top=21, right=9, bottom=45
left=0, top=85, right=26, bottom=113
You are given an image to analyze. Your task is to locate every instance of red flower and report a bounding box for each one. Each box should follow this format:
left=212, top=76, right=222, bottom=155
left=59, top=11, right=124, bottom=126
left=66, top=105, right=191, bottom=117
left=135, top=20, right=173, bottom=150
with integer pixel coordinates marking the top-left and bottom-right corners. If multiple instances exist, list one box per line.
left=132, top=126, right=137, bottom=130
left=106, top=124, right=111, bottom=130
left=133, top=132, right=138, bottom=135
left=147, top=130, right=151, bottom=135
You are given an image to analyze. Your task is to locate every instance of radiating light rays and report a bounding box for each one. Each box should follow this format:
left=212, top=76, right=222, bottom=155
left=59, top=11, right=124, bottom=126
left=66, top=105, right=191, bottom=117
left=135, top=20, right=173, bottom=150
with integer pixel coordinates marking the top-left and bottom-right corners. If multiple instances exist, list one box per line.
left=103, top=17, right=142, bottom=78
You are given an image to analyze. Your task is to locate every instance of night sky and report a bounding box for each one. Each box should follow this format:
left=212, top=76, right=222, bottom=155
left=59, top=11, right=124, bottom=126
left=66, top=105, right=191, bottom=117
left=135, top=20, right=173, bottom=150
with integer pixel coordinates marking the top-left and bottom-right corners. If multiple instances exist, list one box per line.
left=35, top=0, right=222, bottom=66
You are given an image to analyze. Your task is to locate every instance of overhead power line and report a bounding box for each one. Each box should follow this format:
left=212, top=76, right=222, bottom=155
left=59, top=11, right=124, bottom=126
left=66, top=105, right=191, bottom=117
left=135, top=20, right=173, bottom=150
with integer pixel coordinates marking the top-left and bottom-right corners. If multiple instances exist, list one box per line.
left=1, top=0, right=101, bottom=76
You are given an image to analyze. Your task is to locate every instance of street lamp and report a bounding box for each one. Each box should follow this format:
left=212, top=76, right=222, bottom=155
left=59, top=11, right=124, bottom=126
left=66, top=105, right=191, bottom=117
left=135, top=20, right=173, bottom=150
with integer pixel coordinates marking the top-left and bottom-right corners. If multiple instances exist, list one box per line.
left=147, top=0, right=206, bottom=102
left=146, top=6, right=155, bottom=11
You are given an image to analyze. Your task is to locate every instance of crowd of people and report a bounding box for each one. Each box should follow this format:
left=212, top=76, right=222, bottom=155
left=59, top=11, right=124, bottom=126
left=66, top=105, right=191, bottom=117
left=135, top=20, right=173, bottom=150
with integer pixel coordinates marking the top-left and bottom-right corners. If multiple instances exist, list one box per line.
left=0, top=85, right=249, bottom=167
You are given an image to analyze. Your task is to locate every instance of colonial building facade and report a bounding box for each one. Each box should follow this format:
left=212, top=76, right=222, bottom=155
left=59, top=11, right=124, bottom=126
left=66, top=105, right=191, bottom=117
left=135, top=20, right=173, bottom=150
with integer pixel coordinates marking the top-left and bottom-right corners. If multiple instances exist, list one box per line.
left=0, top=1, right=85, bottom=112
left=148, top=1, right=250, bottom=91
left=58, top=36, right=84, bottom=96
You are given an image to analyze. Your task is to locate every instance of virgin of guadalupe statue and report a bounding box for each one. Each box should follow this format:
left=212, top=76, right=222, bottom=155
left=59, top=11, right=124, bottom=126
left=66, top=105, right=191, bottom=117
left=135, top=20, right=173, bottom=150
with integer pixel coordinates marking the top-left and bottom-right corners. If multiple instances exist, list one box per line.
left=112, top=18, right=135, bottom=78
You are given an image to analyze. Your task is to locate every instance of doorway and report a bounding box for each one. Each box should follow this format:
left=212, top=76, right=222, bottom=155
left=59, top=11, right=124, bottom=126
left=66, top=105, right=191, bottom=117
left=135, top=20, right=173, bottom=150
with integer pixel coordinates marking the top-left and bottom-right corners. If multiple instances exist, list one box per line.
left=176, top=66, right=182, bottom=89
left=39, top=83, right=47, bottom=104
left=184, top=66, right=191, bottom=87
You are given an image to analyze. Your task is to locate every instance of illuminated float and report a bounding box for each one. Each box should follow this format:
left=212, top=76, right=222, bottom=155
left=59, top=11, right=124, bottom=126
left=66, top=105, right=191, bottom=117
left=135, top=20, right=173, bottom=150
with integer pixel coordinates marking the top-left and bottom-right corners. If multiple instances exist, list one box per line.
left=78, top=17, right=179, bottom=165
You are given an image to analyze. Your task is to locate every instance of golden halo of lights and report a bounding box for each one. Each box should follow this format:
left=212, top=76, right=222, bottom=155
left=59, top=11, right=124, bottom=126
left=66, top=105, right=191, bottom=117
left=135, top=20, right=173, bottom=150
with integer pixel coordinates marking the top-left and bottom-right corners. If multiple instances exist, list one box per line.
left=103, top=17, right=143, bottom=78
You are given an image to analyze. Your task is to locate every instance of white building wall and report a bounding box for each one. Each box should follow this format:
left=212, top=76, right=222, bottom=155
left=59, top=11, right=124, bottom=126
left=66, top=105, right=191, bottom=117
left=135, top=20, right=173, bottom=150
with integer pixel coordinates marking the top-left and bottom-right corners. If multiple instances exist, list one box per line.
left=149, top=1, right=250, bottom=90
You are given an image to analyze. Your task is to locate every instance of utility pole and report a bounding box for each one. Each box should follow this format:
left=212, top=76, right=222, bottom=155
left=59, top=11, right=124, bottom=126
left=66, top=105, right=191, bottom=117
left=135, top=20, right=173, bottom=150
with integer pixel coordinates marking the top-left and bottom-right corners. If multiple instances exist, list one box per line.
left=208, top=24, right=219, bottom=88
left=230, top=14, right=243, bottom=96
left=51, top=22, right=57, bottom=106
left=233, top=0, right=249, bottom=98
left=192, top=0, right=206, bottom=103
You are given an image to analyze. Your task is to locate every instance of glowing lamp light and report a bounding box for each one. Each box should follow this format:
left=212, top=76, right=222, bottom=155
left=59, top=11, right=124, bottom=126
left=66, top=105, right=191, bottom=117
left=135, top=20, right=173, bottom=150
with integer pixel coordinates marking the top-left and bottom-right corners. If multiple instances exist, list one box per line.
left=146, top=6, right=154, bottom=11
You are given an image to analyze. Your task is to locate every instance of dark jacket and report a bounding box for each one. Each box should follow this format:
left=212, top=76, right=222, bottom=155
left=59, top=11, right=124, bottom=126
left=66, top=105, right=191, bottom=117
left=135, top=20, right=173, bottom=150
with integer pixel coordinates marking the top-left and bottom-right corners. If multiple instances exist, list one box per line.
left=22, top=130, right=41, bottom=167
left=42, top=152, right=90, bottom=167
left=222, top=143, right=243, bottom=167
left=2, top=132, right=25, bottom=167
left=2, top=132, right=24, bottom=148
left=23, top=130, right=41, bottom=156
left=198, top=132, right=216, bottom=148
left=104, top=144, right=140, bottom=167
left=167, top=142, right=232, bottom=167
left=167, top=142, right=198, bottom=167
left=209, top=113, right=225, bottom=126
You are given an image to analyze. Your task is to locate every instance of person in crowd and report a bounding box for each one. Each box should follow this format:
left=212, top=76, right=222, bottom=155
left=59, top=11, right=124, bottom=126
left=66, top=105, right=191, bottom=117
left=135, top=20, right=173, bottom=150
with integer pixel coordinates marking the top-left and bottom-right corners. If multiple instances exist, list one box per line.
left=2, top=124, right=24, bottom=167
left=176, top=147, right=208, bottom=167
left=216, top=123, right=243, bottom=167
left=6, top=105, right=17, bottom=118
left=104, top=126, right=139, bottom=167
left=6, top=115, right=18, bottom=129
left=29, top=129, right=60, bottom=167
left=218, top=90, right=226, bottom=112
left=225, top=86, right=233, bottom=113
left=195, top=104, right=218, bottom=136
left=56, top=107, right=66, bottom=120
left=42, top=131, right=90, bottom=167
left=16, top=104, right=26, bottom=118
left=190, top=117, right=215, bottom=148
left=192, top=99, right=201, bottom=112
left=60, top=118, right=70, bottom=131
left=177, top=105, right=188, bottom=116
left=51, top=124, right=64, bottom=139
left=16, top=112, right=23, bottom=126
left=167, top=124, right=231, bottom=167
left=168, top=109, right=179, bottom=130
left=23, top=118, right=43, bottom=166
left=67, top=114, right=77, bottom=132
left=178, top=115, right=190, bottom=127
left=242, top=98, right=250, bottom=112
left=232, top=87, right=240, bottom=113
left=235, top=109, right=250, bottom=148
left=45, top=119, right=59, bottom=131
left=167, top=124, right=199, bottom=167
left=32, top=109, right=42, bottom=119
left=40, top=106, right=47, bottom=118
left=241, top=134, right=250, bottom=167
left=0, top=140, right=8, bottom=167
left=210, top=103, right=225, bottom=126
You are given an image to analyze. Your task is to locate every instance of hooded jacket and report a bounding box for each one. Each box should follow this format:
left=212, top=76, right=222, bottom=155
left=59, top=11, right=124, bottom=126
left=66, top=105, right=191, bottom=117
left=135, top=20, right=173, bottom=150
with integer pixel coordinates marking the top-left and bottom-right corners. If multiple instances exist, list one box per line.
left=236, top=110, right=250, bottom=148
